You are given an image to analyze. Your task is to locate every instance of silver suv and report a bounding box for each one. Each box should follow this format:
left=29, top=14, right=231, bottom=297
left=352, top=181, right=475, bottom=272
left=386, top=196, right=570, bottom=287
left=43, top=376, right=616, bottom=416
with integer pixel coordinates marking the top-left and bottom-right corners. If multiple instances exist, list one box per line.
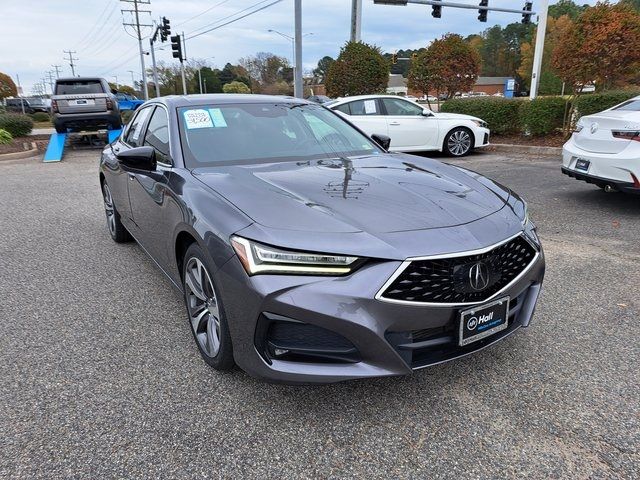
left=52, top=77, right=122, bottom=134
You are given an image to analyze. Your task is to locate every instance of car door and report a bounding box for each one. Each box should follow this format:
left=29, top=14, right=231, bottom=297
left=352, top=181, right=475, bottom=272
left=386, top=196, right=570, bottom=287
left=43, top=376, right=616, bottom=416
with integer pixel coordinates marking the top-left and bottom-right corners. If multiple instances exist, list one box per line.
left=333, top=99, right=388, bottom=139
left=380, top=97, right=439, bottom=150
left=125, top=105, right=176, bottom=268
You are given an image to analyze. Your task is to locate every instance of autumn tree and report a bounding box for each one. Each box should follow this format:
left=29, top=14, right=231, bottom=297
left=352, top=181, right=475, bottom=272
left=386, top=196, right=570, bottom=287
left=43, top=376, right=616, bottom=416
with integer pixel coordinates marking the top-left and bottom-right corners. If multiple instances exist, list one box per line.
left=552, top=1, right=640, bottom=91
left=518, top=14, right=574, bottom=94
left=0, top=72, right=18, bottom=99
left=408, top=34, right=480, bottom=100
left=548, top=0, right=588, bottom=19
left=325, top=41, right=389, bottom=97
left=223, top=81, right=251, bottom=94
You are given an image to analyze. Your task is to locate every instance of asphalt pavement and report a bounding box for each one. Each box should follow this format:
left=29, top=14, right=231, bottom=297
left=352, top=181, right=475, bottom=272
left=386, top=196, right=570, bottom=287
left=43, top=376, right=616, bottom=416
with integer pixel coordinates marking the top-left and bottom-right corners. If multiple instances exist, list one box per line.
left=0, top=149, right=638, bottom=479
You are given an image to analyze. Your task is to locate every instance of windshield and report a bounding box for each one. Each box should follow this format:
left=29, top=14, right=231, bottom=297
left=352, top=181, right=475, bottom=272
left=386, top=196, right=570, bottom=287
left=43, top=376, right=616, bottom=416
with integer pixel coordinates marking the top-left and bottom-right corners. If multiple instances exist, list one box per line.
left=612, top=99, right=640, bottom=112
left=178, top=102, right=382, bottom=167
left=55, top=80, right=103, bottom=95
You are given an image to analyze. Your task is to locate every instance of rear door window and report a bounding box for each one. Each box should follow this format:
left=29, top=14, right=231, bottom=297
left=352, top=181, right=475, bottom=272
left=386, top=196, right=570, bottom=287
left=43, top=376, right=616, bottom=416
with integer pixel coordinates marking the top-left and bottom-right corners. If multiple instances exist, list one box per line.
left=347, top=99, right=380, bottom=116
left=55, top=80, right=104, bottom=95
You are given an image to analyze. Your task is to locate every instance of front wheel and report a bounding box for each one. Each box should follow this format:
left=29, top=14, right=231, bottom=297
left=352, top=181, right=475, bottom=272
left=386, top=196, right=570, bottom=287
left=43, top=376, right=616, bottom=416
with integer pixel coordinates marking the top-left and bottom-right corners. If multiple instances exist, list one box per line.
left=444, top=127, right=473, bottom=157
left=182, top=243, right=235, bottom=371
left=102, top=182, right=132, bottom=243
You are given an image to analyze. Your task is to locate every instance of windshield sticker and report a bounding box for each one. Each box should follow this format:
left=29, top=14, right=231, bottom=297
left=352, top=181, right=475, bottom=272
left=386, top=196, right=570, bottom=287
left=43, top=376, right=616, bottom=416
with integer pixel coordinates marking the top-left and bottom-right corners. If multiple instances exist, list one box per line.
left=208, top=108, right=228, bottom=128
left=183, top=109, right=214, bottom=129
left=364, top=99, right=377, bottom=114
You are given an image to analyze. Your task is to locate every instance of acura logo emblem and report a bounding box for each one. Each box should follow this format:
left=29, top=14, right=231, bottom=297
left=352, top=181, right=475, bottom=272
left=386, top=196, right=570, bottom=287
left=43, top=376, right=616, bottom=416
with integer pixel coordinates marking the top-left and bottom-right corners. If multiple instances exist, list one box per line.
left=469, top=262, right=490, bottom=291
left=590, top=122, right=599, bottom=134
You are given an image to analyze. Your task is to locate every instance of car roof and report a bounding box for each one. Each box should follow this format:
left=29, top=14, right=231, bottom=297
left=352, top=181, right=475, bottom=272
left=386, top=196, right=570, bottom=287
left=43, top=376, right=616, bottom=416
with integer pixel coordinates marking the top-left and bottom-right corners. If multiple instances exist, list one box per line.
left=55, top=77, right=105, bottom=82
left=149, top=94, right=313, bottom=109
left=329, top=94, right=415, bottom=105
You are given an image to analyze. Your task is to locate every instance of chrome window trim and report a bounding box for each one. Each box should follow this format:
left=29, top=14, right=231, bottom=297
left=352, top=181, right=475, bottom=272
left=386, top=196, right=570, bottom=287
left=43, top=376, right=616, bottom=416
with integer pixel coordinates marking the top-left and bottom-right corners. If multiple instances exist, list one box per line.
left=143, top=103, right=173, bottom=167
left=374, top=231, right=540, bottom=307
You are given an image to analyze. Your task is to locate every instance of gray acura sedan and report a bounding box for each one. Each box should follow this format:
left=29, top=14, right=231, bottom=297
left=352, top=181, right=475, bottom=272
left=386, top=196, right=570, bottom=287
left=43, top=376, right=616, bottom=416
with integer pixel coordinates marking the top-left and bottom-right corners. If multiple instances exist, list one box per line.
left=100, top=94, right=544, bottom=384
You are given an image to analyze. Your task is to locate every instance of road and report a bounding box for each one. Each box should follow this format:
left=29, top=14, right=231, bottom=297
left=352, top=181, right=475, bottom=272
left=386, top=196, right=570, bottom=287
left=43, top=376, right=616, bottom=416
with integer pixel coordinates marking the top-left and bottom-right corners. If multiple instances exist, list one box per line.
left=1, top=149, right=638, bottom=479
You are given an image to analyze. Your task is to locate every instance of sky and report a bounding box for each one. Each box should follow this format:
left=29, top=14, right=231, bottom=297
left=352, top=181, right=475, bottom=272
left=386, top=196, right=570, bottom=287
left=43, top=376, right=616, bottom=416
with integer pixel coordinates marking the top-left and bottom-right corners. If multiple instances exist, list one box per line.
left=1, top=0, right=603, bottom=95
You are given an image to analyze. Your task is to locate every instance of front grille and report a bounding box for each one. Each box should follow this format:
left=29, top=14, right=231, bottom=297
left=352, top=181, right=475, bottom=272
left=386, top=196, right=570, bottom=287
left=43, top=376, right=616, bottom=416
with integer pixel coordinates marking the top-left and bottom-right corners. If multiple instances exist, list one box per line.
left=380, top=235, right=537, bottom=304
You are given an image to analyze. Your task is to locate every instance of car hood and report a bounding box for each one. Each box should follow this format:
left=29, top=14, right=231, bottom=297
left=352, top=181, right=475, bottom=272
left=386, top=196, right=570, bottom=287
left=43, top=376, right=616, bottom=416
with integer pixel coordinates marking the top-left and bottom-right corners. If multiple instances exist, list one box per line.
left=191, top=153, right=510, bottom=235
left=435, top=112, right=482, bottom=122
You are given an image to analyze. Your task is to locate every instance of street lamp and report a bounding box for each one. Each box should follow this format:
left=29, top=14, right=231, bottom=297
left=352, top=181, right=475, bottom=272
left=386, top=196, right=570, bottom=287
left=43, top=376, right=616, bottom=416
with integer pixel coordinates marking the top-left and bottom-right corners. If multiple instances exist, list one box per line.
left=127, top=70, right=136, bottom=89
left=268, top=29, right=313, bottom=91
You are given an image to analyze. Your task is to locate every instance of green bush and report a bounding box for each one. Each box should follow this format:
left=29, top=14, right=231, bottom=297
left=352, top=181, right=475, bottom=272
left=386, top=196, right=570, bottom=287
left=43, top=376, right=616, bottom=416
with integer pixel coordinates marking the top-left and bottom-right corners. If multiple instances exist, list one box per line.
left=574, top=90, right=640, bottom=119
left=0, top=128, right=12, bottom=145
left=520, top=96, right=568, bottom=136
left=31, top=112, right=50, bottom=122
left=440, top=97, right=522, bottom=134
left=0, top=113, right=33, bottom=137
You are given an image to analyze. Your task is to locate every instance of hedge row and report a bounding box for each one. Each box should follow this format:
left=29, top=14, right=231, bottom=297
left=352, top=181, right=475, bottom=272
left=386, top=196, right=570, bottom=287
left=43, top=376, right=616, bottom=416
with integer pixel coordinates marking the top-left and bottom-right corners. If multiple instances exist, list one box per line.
left=441, top=90, right=640, bottom=136
left=0, top=113, right=33, bottom=137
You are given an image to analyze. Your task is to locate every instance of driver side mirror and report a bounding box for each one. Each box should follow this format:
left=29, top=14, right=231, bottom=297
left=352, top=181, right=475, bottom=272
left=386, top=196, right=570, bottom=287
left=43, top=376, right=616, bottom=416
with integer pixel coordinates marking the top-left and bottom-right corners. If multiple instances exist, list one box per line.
left=117, top=146, right=156, bottom=171
left=371, top=134, right=391, bottom=151
left=111, top=88, right=118, bottom=95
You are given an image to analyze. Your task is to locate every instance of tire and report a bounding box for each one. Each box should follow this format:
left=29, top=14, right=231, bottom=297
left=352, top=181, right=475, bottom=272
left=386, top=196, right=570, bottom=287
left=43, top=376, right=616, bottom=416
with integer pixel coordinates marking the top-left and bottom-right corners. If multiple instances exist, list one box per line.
left=101, top=181, right=132, bottom=243
left=444, top=127, right=474, bottom=157
left=182, top=243, right=235, bottom=371
left=55, top=124, right=67, bottom=134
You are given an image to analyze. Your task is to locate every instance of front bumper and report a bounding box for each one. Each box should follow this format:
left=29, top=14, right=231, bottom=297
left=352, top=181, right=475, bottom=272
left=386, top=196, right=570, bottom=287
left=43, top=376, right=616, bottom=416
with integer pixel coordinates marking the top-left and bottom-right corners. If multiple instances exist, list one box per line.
left=562, top=139, right=640, bottom=194
left=215, top=241, right=545, bottom=384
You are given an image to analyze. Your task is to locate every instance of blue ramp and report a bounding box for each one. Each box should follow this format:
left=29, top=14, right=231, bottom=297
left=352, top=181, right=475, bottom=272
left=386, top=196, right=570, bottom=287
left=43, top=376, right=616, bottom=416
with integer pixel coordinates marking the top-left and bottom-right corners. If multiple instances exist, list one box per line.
left=108, top=129, right=122, bottom=143
left=43, top=133, right=66, bottom=163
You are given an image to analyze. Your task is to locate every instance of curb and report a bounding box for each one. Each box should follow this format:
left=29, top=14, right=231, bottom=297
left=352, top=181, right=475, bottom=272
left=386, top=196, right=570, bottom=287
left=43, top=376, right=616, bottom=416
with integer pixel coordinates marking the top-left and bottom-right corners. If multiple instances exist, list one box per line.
left=0, top=142, right=39, bottom=161
left=487, top=143, right=562, bottom=156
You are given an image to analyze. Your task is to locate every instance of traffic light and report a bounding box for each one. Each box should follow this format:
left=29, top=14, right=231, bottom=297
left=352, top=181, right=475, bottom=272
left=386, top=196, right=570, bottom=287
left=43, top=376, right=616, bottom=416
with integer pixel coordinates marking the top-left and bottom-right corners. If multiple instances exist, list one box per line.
left=522, top=1, right=533, bottom=24
left=391, top=52, right=397, bottom=65
left=478, top=0, right=488, bottom=22
left=432, top=0, right=442, bottom=18
left=171, top=35, right=183, bottom=62
left=160, top=17, right=171, bottom=42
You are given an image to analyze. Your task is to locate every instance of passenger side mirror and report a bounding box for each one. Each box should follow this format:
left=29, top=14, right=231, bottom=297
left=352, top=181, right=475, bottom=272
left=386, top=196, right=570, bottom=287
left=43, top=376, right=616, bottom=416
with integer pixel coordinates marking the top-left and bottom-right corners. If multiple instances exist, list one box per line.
left=421, top=109, right=434, bottom=117
left=371, top=134, right=391, bottom=151
left=117, top=146, right=156, bottom=171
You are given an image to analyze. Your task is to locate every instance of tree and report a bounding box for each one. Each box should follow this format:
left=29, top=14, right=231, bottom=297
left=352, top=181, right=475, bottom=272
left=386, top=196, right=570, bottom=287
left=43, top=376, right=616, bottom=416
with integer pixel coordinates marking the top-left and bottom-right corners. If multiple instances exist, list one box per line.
left=109, top=82, right=137, bottom=96
left=551, top=2, right=640, bottom=91
left=239, top=52, right=290, bottom=86
left=312, top=56, right=335, bottom=82
left=408, top=34, right=480, bottom=100
left=0, top=72, right=18, bottom=100
left=325, top=41, right=389, bottom=97
left=518, top=14, right=573, bottom=94
left=223, top=81, right=251, bottom=94
left=199, top=67, right=223, bottom=93
left=620, top=0, right=640, bottom=11
left=549, top=0, right=588, bottom=19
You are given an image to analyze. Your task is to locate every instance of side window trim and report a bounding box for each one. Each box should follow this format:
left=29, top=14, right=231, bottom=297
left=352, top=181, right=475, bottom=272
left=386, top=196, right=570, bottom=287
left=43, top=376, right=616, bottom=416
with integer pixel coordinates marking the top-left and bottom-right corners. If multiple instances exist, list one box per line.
left=123, top=105, right=153, bottom=148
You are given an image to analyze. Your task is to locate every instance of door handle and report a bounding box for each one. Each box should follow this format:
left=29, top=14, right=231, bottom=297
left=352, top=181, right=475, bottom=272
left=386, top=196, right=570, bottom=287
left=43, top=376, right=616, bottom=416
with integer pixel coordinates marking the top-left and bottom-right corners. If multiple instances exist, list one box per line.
left=389, top=122, right=401, bottom=126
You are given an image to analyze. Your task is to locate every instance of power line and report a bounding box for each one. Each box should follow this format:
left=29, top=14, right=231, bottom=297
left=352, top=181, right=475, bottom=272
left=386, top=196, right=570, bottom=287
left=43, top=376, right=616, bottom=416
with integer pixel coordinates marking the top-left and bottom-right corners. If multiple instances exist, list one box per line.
left=174, top=0, right=232, bottom=28
left=76, top=2, right=120, bottom=51
left=186, top=0, right=275, bottom=37
left=186, top=0, right=284, bottom=41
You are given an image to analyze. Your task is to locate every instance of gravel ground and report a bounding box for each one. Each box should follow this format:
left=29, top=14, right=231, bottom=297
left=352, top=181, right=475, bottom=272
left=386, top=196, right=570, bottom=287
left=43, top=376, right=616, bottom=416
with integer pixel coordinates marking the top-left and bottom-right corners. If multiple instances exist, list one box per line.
left=0, top=149, right=638, bottom=479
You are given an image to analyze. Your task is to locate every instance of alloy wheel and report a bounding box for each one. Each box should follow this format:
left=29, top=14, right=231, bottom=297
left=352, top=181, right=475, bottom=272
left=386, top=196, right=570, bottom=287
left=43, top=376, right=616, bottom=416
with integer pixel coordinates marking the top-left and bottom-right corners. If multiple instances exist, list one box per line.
left=184, top=257, right=221, bottom=358
left=102, top=183, right=116, bottom=235
left=447, top=130, right=472, bottom=156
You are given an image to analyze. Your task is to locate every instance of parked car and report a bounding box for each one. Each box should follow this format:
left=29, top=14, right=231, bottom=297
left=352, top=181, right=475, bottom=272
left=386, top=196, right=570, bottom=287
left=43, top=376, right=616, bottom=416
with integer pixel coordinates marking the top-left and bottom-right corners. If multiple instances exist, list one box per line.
left=5, top=97, right=50, bottom=114
left=51, top=77, right=121, bottom=134
left=562, top=95, right=640, bottom=194
left=306, top=95, right=332, bottom=104
left=328, top=94, right=490, bottom=156
left=115, top=92, right=144, bottom=111
left=99, top=94, right=544, bottom=383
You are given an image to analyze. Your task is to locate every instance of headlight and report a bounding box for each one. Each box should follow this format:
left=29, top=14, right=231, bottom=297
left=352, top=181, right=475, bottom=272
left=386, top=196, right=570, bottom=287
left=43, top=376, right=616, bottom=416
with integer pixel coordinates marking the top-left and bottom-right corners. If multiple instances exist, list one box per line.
left=574, top=120, right=584, bottom=133
left=472, top=119, right=488, bottom=128
left=230, top=236, right=361, bottom=276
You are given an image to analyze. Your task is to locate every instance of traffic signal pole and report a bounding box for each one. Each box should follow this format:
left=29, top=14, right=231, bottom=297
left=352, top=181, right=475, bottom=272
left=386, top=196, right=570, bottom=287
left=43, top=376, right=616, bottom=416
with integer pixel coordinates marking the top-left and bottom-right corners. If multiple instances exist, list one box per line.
left=529, top=0, right=548, bottom=99
left=150, top=36, right=160, bottom=97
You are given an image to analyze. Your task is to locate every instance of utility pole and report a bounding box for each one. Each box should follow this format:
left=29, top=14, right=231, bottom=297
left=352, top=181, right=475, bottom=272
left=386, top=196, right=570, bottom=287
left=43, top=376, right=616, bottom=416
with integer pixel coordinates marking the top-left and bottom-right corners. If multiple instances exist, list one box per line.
left=63, top=50, right=78, bottom=76
left=529, top=0, right=548, bottom=99
left=16, top=74, right=25, bottom=114
left=121, top=0, right=152, bottom=100
left=294, top=0, right=303, bottom=98
left=46, top=71, right=56, bottom=94
left=51, top=65, right=62, bottom=78
left=113, top=75, right=119, bottom=89
left=128, top=70, right=136, bottom=89
left=350, top=0, right=363, bottom=42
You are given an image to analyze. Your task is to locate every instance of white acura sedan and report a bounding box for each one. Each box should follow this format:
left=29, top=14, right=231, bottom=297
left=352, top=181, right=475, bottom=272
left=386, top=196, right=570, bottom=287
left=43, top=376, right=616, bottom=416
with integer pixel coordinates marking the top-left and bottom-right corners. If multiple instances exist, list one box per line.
left=562, top=96, right=640, bottom=194
left=327, top=95, right=490, bottom=156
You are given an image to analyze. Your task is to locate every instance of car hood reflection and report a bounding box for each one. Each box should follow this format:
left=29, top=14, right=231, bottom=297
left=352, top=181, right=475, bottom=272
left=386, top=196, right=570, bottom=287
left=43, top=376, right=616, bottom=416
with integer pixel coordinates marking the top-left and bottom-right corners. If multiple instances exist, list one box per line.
left=191, top=154, right=510, bottom=233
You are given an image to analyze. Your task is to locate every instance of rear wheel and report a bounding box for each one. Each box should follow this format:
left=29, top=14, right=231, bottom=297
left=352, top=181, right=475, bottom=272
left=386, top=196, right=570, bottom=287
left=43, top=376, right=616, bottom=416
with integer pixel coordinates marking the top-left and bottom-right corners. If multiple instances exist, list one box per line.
left=102, top=182, right=131, bottom=243
left=444, top=127, right=473, bottom=157
left=183, top=243, right=234, bottom=371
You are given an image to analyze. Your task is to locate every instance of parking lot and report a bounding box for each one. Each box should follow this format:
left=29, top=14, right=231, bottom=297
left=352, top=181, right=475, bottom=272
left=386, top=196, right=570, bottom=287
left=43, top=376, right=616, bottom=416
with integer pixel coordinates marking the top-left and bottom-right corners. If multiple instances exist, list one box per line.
left=0, top=149, right=638, bottom=478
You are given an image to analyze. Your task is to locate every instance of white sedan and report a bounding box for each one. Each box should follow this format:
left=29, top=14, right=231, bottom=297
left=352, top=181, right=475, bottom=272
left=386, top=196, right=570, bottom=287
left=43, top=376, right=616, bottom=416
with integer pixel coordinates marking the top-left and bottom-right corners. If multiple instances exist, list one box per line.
left=562, top=96, right=640, bottom=194
left=327, top=95, right=490, bottom=156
